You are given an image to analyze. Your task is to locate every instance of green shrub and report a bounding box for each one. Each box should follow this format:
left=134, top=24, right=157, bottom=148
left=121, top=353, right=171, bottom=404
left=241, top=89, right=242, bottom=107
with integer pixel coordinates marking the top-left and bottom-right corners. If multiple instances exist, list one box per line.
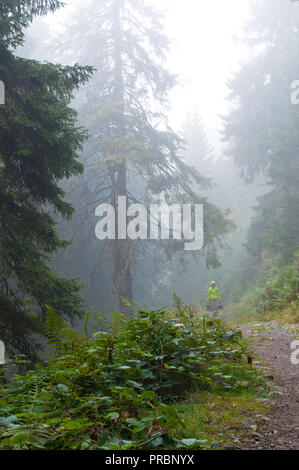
left=0, top=305, right=259, bottom=450
left=230, top=252, right=299, bottom=321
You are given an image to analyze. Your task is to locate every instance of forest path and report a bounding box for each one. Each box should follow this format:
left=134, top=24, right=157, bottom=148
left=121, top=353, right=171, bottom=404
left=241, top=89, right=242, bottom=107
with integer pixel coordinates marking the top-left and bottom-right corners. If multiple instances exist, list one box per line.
left=240, top=322, right=299, bottom=450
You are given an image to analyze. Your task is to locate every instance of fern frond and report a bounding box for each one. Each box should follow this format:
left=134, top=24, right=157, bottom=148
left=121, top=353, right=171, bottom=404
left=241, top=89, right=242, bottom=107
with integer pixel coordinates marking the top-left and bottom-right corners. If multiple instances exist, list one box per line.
left=44, top=305, right=86, bottom=354
left=44, top=305, right=68, bottom=349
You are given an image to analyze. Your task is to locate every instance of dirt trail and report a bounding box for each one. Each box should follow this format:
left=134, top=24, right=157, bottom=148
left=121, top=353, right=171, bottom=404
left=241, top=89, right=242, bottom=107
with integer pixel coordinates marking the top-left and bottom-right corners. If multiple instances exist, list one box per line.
left=240, top=322, right=299, bottom=450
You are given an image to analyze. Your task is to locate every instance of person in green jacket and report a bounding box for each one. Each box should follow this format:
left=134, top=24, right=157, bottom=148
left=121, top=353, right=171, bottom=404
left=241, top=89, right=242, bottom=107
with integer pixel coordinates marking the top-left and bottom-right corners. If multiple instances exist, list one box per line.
left=206, top=281, right=222, bottom=317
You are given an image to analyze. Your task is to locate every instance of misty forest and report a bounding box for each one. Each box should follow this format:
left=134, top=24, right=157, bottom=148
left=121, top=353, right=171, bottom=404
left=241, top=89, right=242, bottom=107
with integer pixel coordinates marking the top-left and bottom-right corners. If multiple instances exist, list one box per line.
left=0, top=0, right=298, bottom=451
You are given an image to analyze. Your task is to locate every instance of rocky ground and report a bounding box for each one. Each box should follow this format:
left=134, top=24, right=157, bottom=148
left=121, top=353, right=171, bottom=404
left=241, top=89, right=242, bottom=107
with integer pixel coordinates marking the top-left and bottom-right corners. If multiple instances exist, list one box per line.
left=240, top=322, right=299, bottom=450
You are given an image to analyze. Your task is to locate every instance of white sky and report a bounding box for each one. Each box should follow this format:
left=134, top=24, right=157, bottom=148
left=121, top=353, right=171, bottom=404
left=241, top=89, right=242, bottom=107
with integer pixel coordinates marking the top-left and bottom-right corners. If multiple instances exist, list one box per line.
left=34, top=0, right=251, bottom=155
left=163, top=0, right=250, bottom=150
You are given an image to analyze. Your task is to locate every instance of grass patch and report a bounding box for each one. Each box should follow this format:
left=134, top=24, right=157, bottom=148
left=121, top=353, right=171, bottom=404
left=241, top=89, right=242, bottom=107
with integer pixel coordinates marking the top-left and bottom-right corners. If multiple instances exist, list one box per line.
left=174, top=389, right=270, bottom=449
left=266, top=306, right=299, bottom=325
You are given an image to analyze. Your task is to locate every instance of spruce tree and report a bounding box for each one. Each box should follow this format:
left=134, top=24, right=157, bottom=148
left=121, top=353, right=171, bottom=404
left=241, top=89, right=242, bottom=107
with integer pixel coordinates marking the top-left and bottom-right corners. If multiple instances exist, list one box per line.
left=51, top=0, right=233, bottom=312
left=222, top=0, right=299, bottom=267
left=181, top=110, right=213, bottom=174
left=0, top=0, right=93, bottom=359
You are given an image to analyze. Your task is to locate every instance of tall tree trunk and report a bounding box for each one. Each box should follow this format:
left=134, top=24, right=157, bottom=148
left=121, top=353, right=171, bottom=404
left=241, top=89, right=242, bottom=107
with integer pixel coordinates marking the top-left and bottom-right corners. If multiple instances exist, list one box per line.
left=111, top=0, right=133, bottom=313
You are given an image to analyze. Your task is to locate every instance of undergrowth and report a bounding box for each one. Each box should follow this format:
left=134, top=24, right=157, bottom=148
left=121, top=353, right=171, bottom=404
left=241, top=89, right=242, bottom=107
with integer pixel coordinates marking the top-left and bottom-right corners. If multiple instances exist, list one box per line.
left=229, top=253, right=299, bottom=323
left=0, top=303, right=263, bottom=450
